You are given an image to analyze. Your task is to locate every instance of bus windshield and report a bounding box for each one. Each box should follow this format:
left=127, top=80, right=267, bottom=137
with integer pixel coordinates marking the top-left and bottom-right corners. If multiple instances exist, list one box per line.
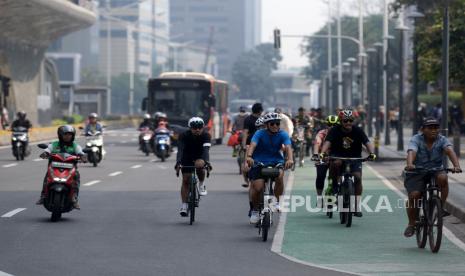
left=154, top=88, right=211, bottom=122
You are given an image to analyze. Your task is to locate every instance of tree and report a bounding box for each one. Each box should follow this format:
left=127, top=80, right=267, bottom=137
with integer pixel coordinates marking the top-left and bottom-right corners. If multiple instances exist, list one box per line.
left=110, top=73, right=147, bottom=114
left=231, top=43, right=282, bottom=101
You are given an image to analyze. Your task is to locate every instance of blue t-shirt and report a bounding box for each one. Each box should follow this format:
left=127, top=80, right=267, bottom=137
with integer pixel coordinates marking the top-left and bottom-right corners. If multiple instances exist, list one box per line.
left=407, top=134, right=452, bottom=169
left=251, top=129, right=291, bottom=165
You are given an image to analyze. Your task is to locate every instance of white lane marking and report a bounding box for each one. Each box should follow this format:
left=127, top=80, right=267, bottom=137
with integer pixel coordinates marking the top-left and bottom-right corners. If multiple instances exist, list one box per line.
left=149, top=159, right=157, bottom=162
left=83, top=180, right=101, bottom=186
left=157, top=165, right=167, bottom=170
left=121, top=134, right=128, bottom=137
left=366, top=164, right=465, bottom=253
left=1, top=208, right=27, bottom=218
left=2, top=163, right=17, bottom=168
left=131, top=138, right=137, bottom=142
left=0, top=270, right=14, bottom=276
left=109, top=171, right=123, bottom=177
left=121, top=141, right=127, bottom=144
left=131, top=165, right=142, bottom=169
left=33, top=158, right=43, bottom=162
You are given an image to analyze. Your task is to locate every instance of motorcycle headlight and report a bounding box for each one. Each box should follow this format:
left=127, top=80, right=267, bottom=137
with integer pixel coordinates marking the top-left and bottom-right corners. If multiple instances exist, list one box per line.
left=91, top=147, right=99, bottom=152
left=143, top=136, right=151, bottom=141
left=12, top=137, right=17, bottom=141
left=86, top=142, right=92, bottom=147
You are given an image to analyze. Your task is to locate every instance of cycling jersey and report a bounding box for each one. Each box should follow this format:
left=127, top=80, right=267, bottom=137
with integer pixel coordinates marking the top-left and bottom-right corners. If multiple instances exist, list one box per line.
left=176, top=130, right=211, bottom=163
left=325, top=125, right=369, bottom=158
left=251, top=129, right=291, bottom=165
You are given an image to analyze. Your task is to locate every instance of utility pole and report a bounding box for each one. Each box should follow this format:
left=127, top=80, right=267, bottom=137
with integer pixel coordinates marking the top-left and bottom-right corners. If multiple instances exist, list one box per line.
left=203, top=26, right=215, bottom=74
left=337, top=0, right=343, bottom=109
left=383, top=0, right=390, bottom=145
left=327, top=0, right=333, bottom=113
left=106, top=0, right=112, bottom=115
left=441, top=2, right=449, bottom=139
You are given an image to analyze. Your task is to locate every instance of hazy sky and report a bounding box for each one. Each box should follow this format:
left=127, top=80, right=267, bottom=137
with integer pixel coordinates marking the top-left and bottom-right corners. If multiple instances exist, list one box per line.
left=262, top=0, right=327, bottom=68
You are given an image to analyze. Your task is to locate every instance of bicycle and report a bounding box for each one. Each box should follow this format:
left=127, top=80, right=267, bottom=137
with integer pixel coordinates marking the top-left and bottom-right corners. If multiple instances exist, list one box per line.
left=254, top=163, right=282, bottom=242
left=311, top=155, right=334, bottom=218
left=237, top=144, right=246, bottom=175
left=328, top=156, right=370, bottom=228
left=406, top=168, right=459, bottom=253
left=177, top=165, right=210, bottom=225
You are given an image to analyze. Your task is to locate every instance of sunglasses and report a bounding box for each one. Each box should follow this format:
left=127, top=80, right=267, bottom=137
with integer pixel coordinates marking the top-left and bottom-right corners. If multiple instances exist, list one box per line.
left=424, top=125, right=439, bottom=130
left=342, top=119, right=353, bottom=123
left=268, top=121, right=280, bottom=126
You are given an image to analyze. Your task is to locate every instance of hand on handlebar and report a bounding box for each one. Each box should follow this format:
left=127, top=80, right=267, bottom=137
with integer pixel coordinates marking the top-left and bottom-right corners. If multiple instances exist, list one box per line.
left=175, top=162, right=181, bottom=176
left=452, top=167, right=462, bottom=173
left=311, top=154, right=319, bottom=161
left=404, top=164, right=415, bottom=171
left=246, top=156, right=254, bottom=168
left=80, top=155, right=88, bottom=163
left=368, top=153, right=377, bottom=161
left=40, top=152, right=49, bottom=159
left=284, top=159, right=294, bottom=170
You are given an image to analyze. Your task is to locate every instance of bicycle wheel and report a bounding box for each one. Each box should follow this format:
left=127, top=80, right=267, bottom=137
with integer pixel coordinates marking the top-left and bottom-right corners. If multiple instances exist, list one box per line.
left=416, top=205, right=428, bottom=248
left=189, top=176, right=196, bottom=225
left=299, top=143, right=305, bottom=167
left=428, top=197, right=443, bottom=253
left=262, top=211, right=270, bottom=242
left=339, top=184, right=347, bottom=225
left=345, top=180, right=354, bottom=228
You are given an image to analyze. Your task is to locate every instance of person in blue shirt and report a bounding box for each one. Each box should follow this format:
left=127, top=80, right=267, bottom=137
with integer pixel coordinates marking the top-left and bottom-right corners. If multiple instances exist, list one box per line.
left=403, top=117, right=462, bottom=238
left=245, top=112, right=293, bottom=224
left=84, top=113, right=103, bottom=134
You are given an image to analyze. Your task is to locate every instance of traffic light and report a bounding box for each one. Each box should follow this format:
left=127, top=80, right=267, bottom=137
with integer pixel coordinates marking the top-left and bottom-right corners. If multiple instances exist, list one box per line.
left=273, top=28, right=281, bottom=49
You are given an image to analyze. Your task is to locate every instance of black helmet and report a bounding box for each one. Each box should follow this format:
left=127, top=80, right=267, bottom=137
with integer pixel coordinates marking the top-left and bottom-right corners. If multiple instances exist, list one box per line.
left=17, top=111, right=26, bottom=119
left=57, top=125, right=76, bottom=144
left=239, top=106, right=246, bottom=113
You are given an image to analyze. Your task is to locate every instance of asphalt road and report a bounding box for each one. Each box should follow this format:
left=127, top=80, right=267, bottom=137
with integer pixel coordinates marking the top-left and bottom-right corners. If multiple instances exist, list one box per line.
left=0, top=129, right=349, bottom=276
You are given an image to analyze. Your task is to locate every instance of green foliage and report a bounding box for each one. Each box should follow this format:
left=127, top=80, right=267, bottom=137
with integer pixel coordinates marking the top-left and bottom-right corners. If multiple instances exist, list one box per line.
left=392, top=0, right=465, bottom=88
left=61, top=114, right=84, bottom=124
left=231, top=43, right=282, bottom=101
left=418, top=91, right=463, bottom=106
left=110, top=73, right=147, bottom=114
left=51, top=119, right=68, bottom=126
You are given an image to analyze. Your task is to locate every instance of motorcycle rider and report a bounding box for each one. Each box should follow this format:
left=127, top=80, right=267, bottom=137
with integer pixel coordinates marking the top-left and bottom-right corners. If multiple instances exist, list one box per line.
left=139, top=113, right=155, bottom=150
left=10, top=111, right=32, bottom=154
left=36, top=125, right=87, bottom=209
left=175, top=117, right=212, bottom=216
left=84, top=112, right=105, bottom=159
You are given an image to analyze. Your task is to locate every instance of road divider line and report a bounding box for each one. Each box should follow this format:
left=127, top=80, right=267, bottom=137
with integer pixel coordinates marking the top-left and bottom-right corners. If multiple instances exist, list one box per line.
left=109, top=171, right=123, bottom=177
left=83, top=180, right=101, bottom=186
left=33, top=158, right=43, bottom=162
left=2, top=163, right=17, bottom=168
left=131, top=138, right=137, bottom=142
left=122, top=134, right=128, bottom=137
left=121, top=141, right=127, bottom=144
left=157, top=165, right=167, bottom=170
left=131, top=165, right=142, bottom=169
left=1, top=208, right=27, bottom=218
left=0, top=270, right=14, bottom=276
left=271, top=172, right=294, bottom=254
left=150, top=159, right=157, bottom=162
left=367, top=164, right=465, bottom=253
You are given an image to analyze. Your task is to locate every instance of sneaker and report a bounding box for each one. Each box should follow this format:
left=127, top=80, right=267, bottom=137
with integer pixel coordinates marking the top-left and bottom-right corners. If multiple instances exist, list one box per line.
left=404, top=225, right=415, bottom=238
left=316, top=196, right=323, bottom=209
left=273, top=202, right=281, bottom=213
left=199, top=184, right=207, bottom=196
left=241, top=183, right=249, bottom=188
left=354, top=211, right=363, bottom=217
left=249, top=211, right=259, bottom=224
left=180, top=204, right=188, bottom=217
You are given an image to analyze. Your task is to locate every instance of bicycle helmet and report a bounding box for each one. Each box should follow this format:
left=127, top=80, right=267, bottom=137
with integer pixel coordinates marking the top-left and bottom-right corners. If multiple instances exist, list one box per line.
left=57, top=125, right=76, bottom=144
left=255, top=116, right=265, bottom=127
left=326, top=115, right=339, bottom=126
left=262, top=112, right=282, bottom=123
left=338, top=108, right=354, bottom=120
left=188, top=117, right=205, bottom=129
left=88, top=112, right=98, bottom=119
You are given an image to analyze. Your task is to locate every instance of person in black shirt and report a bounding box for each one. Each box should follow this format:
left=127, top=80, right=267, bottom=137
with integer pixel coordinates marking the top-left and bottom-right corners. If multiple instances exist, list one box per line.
left=175, top=117, right=212, bottom=217
left=11, top=111, right=32, bottom=130
left=320, top=108, right=376, bottom=217
left=241, top=103, right=263, bottom=188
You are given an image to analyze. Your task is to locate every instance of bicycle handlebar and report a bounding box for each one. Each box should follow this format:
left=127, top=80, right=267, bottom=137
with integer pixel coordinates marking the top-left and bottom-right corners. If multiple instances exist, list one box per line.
left=176, top=165, right=211, bottom=178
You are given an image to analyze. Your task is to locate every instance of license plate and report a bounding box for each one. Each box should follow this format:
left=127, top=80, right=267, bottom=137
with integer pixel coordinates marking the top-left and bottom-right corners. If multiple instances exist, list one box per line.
left=51, top=162, right=74, bottom=169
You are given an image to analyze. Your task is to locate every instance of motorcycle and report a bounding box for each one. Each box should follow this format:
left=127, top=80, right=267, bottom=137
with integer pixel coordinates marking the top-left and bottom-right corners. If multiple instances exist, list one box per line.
left=82, top=128, right=104, bottom=167
left=153, top=126, right=171, bottom=162
left=11, top=126, right=29, bottom=161
left=37, top=144, right=89, bottom=222
left=139, top=127, right=154, bottom=156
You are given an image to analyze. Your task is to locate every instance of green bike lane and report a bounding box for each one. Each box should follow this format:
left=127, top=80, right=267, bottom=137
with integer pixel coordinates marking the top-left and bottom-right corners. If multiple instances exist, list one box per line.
left=274, top=165, right=465, bottom=275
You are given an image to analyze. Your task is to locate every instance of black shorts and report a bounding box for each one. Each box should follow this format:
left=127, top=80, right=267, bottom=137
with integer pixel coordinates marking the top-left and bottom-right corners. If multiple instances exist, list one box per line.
left=404, top=170, right=445, bottom=194
left=248, top=165, right=282, bottom=181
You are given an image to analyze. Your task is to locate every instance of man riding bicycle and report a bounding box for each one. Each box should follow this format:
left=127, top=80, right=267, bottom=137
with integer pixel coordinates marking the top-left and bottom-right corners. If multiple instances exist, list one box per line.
left=320, top=108, right=376, bottom=217
left=245, top=112, right=293, bottom=224
left=312, top=115, right=340, bottom=207
left=175, top=117, right=212, bottom=217
left=403, top=117, right=462, bottom=237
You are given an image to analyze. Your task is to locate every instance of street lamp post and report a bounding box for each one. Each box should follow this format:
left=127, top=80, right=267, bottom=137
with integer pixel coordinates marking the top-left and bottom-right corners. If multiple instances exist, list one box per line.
left=374, top=42, right=383, bottom=157
left=366, top=47, right=377, bottom=137
left=408, top=10, right=424, bottom=135
left=396, top=24, right=409, bottom=151
left=441, top=3, right=450, bottom=139
left=347, top=57, right=357, bottom=106
left=343, top=62, right=351, bottom=106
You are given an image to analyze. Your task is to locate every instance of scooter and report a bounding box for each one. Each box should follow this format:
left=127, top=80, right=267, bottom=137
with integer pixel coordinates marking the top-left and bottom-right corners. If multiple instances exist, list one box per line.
left=37, top=144, right=88, bottom=222
left=139, top=127, right=154, bottom=156
left=83, top=129, right=104, bottom=167
left=153, top=126, right=171, bottom=162
left=11, top=126, right=29, bottom=161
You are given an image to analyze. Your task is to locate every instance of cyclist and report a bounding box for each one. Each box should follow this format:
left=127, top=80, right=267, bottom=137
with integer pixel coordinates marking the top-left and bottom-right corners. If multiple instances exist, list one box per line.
left=36, top=125, right=87, bottom=209
left=230, top=106, right=248, bottom=157
left=241, top=103, right=263, bottom=188
left=274, top=107, right=293, bottom=137
left=294, top=107, right=313, bottom=156
left=320, top=108, right=376, bottom=217
left=403, top=117, right=462, bottom=237
left=175, top=117, right=212, bottom=217
left=245, top=112, right=293, bottom=224
left=312, top=115, right=339, bottom=207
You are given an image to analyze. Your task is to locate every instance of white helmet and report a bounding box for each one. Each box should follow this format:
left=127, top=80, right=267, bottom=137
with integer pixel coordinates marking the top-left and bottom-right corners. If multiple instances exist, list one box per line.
left=262, top=112, right=282, bottom=123
left=255, top=116, right=264, bottom=127
left=188, top=117, right=205, bottom=128
left=143, top=113, right=151, bottom=119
